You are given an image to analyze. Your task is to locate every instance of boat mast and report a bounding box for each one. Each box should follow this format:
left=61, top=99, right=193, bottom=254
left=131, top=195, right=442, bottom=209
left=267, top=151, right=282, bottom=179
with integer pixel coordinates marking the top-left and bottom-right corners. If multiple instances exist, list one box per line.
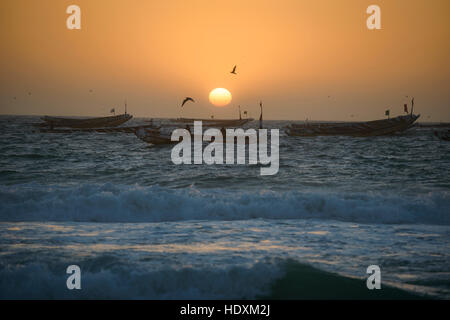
left=125, top=99, right=127, bottom=115
left=259, top=101, right=263, bottom=129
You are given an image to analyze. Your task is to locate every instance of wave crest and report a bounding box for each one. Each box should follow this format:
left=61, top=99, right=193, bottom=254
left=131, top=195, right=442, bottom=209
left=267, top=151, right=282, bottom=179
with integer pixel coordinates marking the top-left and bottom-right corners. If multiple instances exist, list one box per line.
left=0, top=184, right=448, bottom=225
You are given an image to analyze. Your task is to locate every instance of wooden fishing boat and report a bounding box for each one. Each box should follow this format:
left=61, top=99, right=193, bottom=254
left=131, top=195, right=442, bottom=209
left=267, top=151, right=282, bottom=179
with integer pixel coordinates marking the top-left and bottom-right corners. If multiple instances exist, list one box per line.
left=39, top=113, right=133, bottom=128
left=417, top=122, right=450, bottom=128
left=137, top=104, right=264, bottom=145
left=172, top=118, right=253, bottom=127
left=286, top=114, right=420, bottom=137
left=134, top=126, right=264, bottom=146
left=135, top=127, right=176, bottom=145
left=38, top=124, right=156, bottom=134
left=434, top=130, right=450, bottom=141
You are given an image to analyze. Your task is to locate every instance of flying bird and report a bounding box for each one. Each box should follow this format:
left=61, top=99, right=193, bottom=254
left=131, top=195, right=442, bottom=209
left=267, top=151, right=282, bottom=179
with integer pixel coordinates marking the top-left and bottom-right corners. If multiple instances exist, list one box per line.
left=230, top=65, right=237, bottom=74
left=181, top=97, right=195, bottom=107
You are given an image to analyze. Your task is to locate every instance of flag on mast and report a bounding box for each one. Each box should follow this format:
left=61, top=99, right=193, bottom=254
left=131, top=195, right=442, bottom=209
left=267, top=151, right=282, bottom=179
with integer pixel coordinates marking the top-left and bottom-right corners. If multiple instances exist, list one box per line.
left=385, top=109, right=390, bottom=118
left=404, top=104, right=408, bottom=113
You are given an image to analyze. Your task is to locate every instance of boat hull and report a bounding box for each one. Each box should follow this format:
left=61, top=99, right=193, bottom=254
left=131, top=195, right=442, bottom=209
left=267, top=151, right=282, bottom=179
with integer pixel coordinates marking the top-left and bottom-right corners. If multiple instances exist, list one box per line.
left=434, top=130, right=450, bottom=141
left=40, top=114, right=133, bottom=128
left=135, top=127, right=175, bottom=145
left=286, top=114, right=420, bottom=137
left=38, top=124, right=156, bottom=134
left=172, top=118, right=253, bottom=127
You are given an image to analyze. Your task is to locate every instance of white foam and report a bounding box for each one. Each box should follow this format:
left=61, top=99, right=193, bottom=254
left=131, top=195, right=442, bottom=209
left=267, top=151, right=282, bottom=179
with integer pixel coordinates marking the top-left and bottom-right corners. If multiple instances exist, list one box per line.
left=0, top=183, right=448, bottom=225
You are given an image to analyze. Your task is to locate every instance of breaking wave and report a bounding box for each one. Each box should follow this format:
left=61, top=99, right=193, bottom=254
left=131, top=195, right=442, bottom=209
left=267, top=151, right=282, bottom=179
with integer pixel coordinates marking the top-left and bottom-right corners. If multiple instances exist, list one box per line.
left=0, top=257, right=429, bottom=299
left=0, top=258, right=284, bottom=299
left=0, top=183, right=448, bottom=225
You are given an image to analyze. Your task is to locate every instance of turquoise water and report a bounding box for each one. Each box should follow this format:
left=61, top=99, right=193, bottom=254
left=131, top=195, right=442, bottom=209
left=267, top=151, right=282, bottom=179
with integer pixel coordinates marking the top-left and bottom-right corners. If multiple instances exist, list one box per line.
left=0, top=115, right=449, bottom=299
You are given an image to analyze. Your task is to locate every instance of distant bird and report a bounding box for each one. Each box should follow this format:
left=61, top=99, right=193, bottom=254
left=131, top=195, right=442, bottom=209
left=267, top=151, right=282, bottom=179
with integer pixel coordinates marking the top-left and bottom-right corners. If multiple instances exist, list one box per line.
left=89, top=89, right=93, bottom=93
left=181, top=97, right=195, bottom=107
left=328, top=95, right=331, bottom=98
left=230, top=65, right=237, bottom=75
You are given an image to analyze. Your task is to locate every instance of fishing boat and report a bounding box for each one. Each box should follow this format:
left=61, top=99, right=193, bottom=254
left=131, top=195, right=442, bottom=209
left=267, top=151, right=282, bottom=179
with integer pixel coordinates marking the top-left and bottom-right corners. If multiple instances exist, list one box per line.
left=172, top=118, right=253, bottom=127
left=286, top=114, right=420, bottom=137
left=39, top=113, right=133, bottom=129
left=38, top=124, right=155, bottom=134
left=417, top=122, right=450, bottom=128
left=434, top=130, right=450, bottom=141
left=136, top=103, right=265, bottom=145
left=135, top=125, right=267, bottom=147
left=135, top=127, right=176, bottom=145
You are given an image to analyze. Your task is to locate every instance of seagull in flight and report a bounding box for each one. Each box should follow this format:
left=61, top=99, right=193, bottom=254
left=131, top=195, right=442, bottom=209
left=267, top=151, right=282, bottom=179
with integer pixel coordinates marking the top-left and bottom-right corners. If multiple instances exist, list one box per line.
left=181, top=97, right=195, bottom=107
left=230, top=65, right=237, bottom=75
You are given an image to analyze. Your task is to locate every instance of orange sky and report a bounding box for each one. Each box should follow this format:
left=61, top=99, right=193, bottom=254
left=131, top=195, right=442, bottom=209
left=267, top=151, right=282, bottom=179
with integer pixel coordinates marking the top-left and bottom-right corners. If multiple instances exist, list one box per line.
left=0, top=0, right=449, bottom=121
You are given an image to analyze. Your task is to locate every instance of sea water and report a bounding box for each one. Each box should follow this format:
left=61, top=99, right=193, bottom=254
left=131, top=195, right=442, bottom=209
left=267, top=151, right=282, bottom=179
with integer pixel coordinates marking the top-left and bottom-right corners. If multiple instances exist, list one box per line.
left=0, top=115, right=449, bottom=299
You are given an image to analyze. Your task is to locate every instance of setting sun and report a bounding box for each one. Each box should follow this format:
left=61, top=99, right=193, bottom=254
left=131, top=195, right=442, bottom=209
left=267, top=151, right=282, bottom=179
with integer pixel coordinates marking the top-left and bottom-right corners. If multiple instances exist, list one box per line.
left=209, top=88, right=232, bottom=107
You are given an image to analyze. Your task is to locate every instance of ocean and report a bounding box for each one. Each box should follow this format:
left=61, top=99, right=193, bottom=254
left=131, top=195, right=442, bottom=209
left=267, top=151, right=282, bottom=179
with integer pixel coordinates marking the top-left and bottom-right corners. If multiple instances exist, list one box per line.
left=0, top=115, right=449, bottom=299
